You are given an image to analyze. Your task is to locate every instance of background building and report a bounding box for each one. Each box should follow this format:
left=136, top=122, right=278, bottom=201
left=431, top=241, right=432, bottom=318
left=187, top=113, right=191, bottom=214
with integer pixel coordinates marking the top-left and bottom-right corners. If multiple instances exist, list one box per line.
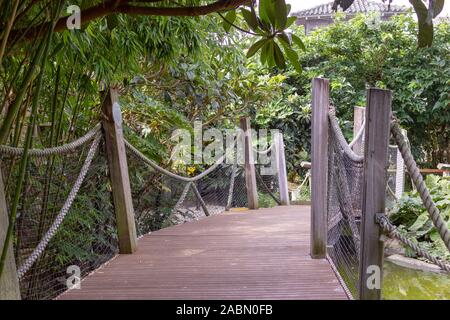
left=294, top=0, right=408, bottom=34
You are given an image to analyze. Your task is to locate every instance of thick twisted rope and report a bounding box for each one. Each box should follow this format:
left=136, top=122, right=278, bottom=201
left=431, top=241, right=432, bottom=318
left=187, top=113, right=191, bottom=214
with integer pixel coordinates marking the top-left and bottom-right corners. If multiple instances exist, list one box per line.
left=0, top=124, right=101, bottom=157
left=391, top=120, right=450, bottom=252
left=328, top=108, right=364, bottom=163
left=17, top=133, right=102, bottom=279
left=124, top=138, right=226, bottom=183
left=348, top=119, right=365, bottom=149
left=376, top=214, right=450, bottom=272
left=253, top=143, right=274, bottom=155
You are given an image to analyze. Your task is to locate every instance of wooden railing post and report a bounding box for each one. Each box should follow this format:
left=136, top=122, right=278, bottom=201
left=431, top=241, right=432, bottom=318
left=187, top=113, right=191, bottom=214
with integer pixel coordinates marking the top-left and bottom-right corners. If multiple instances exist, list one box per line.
left=240, top=117, right=258, bottom=209
left=358, top=88, right=392, bottom=300
left=275, top=133, right=290, bottom=205
left=353, top=106, right=365, bottom=156
left=0, top=169, right=21, bottom=300
left=101, top=88, right=137, bottom=254
left=310, top=78, right=329, bottom=259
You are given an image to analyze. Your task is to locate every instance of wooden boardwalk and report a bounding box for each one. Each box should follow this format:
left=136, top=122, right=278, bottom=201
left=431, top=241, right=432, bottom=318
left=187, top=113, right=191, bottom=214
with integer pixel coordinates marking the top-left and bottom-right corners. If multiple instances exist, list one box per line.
left=59, top=205, right=347, bottom=300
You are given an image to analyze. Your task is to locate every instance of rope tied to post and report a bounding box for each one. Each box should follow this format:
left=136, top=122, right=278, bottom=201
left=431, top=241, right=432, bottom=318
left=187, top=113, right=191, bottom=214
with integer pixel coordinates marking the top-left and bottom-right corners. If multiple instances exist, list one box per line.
left=376, top=213, right=450, bottom=272
left=390, top=118, right=450, bottom=252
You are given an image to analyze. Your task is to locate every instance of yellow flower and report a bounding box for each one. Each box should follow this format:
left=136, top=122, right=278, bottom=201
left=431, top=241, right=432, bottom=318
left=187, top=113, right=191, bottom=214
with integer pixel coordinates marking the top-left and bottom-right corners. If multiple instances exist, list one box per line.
left=187, top=166, right=196, bottom=176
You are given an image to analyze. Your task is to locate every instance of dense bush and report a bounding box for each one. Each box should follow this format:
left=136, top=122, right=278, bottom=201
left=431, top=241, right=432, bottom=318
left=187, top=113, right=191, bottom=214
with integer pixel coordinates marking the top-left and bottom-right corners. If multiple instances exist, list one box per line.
left=257, top=13, right=450, bottom=179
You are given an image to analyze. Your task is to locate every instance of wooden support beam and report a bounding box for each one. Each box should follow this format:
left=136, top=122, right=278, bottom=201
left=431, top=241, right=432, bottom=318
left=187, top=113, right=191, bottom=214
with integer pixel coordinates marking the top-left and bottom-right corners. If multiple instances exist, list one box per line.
left=310, top=78, right=329, bottom=259
left=0, top=169, right=21, bottom=300
left=358, top=88, right=392, bottom=300
left=240, top=117, right=258, bottom=210
left=275, top=133, right=290, bottom=205
left=353, top=106, right=365, bottom=156
left=101, top=88, right=137, bottom=254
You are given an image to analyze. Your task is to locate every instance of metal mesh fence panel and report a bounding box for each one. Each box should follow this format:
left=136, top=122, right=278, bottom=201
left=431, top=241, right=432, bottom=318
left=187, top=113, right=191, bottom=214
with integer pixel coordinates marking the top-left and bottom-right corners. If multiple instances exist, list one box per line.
left=1, top=138, right=118, bottom=300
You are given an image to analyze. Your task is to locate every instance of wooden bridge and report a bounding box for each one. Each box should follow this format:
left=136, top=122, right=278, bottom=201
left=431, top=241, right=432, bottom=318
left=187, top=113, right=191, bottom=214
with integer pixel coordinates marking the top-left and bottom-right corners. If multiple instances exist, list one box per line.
left=58, top=206, right=347, bottom=300
left=3, top=79, right=445, bottom=301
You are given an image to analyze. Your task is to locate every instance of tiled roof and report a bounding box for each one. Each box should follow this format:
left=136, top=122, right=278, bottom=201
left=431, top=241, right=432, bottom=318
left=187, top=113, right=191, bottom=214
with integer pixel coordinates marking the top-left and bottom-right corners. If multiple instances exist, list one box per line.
left=293, top=0, right=407, bottom=17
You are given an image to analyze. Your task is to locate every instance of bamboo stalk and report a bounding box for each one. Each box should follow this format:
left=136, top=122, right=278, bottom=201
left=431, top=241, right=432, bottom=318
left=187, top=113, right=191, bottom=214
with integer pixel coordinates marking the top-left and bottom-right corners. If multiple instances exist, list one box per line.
left=0, top=0, right=19, bottom=67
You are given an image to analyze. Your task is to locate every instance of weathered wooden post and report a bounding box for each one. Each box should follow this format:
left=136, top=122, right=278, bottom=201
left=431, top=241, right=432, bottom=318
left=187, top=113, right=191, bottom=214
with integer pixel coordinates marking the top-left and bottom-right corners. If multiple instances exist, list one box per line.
left=358, top=88, right=392, bottom=300
left=240, top=117, right=258, bottom=209
left=275, top=133, right=290, bottom=205
left=101, top=88, right=137, bottom=253
left=353, top=106, right=365, bottom=156
left=0, top=169, right=21, bottom=300
left=310, top=78, right=329, bottom=259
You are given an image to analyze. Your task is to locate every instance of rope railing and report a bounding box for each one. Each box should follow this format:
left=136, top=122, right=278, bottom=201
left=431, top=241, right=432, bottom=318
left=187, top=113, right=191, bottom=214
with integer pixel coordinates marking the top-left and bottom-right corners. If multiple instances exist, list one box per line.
left=0, top=124, right=101, bottom=157
left=124, top=138, right=229, bottom=183
left=326, top=110, right=450, bottom=277
left=348, top=119, right=365, bottom=149
left=390, top=119, right=450, bottom=252
left=0, top=115, right=286, bottom=299
left=328, top=108, right=364, bottom=163
left=16, top=133, right=102, bottom=279
left=376, top=213, right=450, bottom=272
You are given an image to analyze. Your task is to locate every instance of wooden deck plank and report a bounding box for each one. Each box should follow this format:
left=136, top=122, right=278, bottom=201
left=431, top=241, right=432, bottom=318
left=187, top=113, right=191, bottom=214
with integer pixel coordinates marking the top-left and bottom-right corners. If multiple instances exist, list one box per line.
left=59, top=205, right=347, bottom=300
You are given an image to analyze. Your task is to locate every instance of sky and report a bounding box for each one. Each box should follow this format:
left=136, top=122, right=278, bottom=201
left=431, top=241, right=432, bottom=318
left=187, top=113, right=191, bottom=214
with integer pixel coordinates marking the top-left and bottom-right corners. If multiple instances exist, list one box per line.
left=286, top=0, right=450, bottom=17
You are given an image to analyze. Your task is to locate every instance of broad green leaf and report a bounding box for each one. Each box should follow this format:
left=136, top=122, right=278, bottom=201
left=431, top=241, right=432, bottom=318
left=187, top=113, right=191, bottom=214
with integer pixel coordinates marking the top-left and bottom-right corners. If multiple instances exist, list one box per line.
left=409, top=212, right=429, bottom=231
left=259, top=0, right=276, bottom=25
left=279, top=39, right=302, bottom=73
left=286, top=16, right=297, bottom=28
left=247, top=38, right=267, bottom=58
left=277, top=32, right=291, bottom=46
left=266, top=40, right=275, bottom=67
left=222, top=10, right=236, bottom=32
left=260, top=40, right=269, bottom=64
left=272, top=41, right=286, bottom=69
left=274, top=0, right=288, bottom=30
left=241, top=8, right=259, bottom=31
left=291, top=34, right=306, bottom=51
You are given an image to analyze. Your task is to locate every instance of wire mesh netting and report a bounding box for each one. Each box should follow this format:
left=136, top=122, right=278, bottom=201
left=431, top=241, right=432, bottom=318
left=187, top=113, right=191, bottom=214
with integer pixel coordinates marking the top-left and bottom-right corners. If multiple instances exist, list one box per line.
left=255, top=163, right=281, bottom=207
left=124, top=125, right=285, bottom=236
left=0, top=138, right=118, bottom=300
left=327, top=113, right=364, bottom=299
left=126, top=145, right=245, bottom=236
left=326, top=110, right=408, bottom=299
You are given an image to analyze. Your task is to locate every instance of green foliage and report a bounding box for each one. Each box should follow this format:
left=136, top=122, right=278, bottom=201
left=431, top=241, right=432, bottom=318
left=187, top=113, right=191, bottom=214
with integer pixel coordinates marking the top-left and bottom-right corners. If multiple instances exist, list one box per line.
left=389, top=175, right=450, bottom=261
left=222, top=1, right=305, bottom=72
left=274, top=14, right=450, bottom=168
left=258, top=192, right=278, bottom=208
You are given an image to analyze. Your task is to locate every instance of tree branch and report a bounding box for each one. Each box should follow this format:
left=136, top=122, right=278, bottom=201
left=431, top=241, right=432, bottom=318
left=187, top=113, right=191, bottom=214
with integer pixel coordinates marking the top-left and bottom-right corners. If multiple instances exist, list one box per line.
left=11, top=0, right=249, bottom=42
